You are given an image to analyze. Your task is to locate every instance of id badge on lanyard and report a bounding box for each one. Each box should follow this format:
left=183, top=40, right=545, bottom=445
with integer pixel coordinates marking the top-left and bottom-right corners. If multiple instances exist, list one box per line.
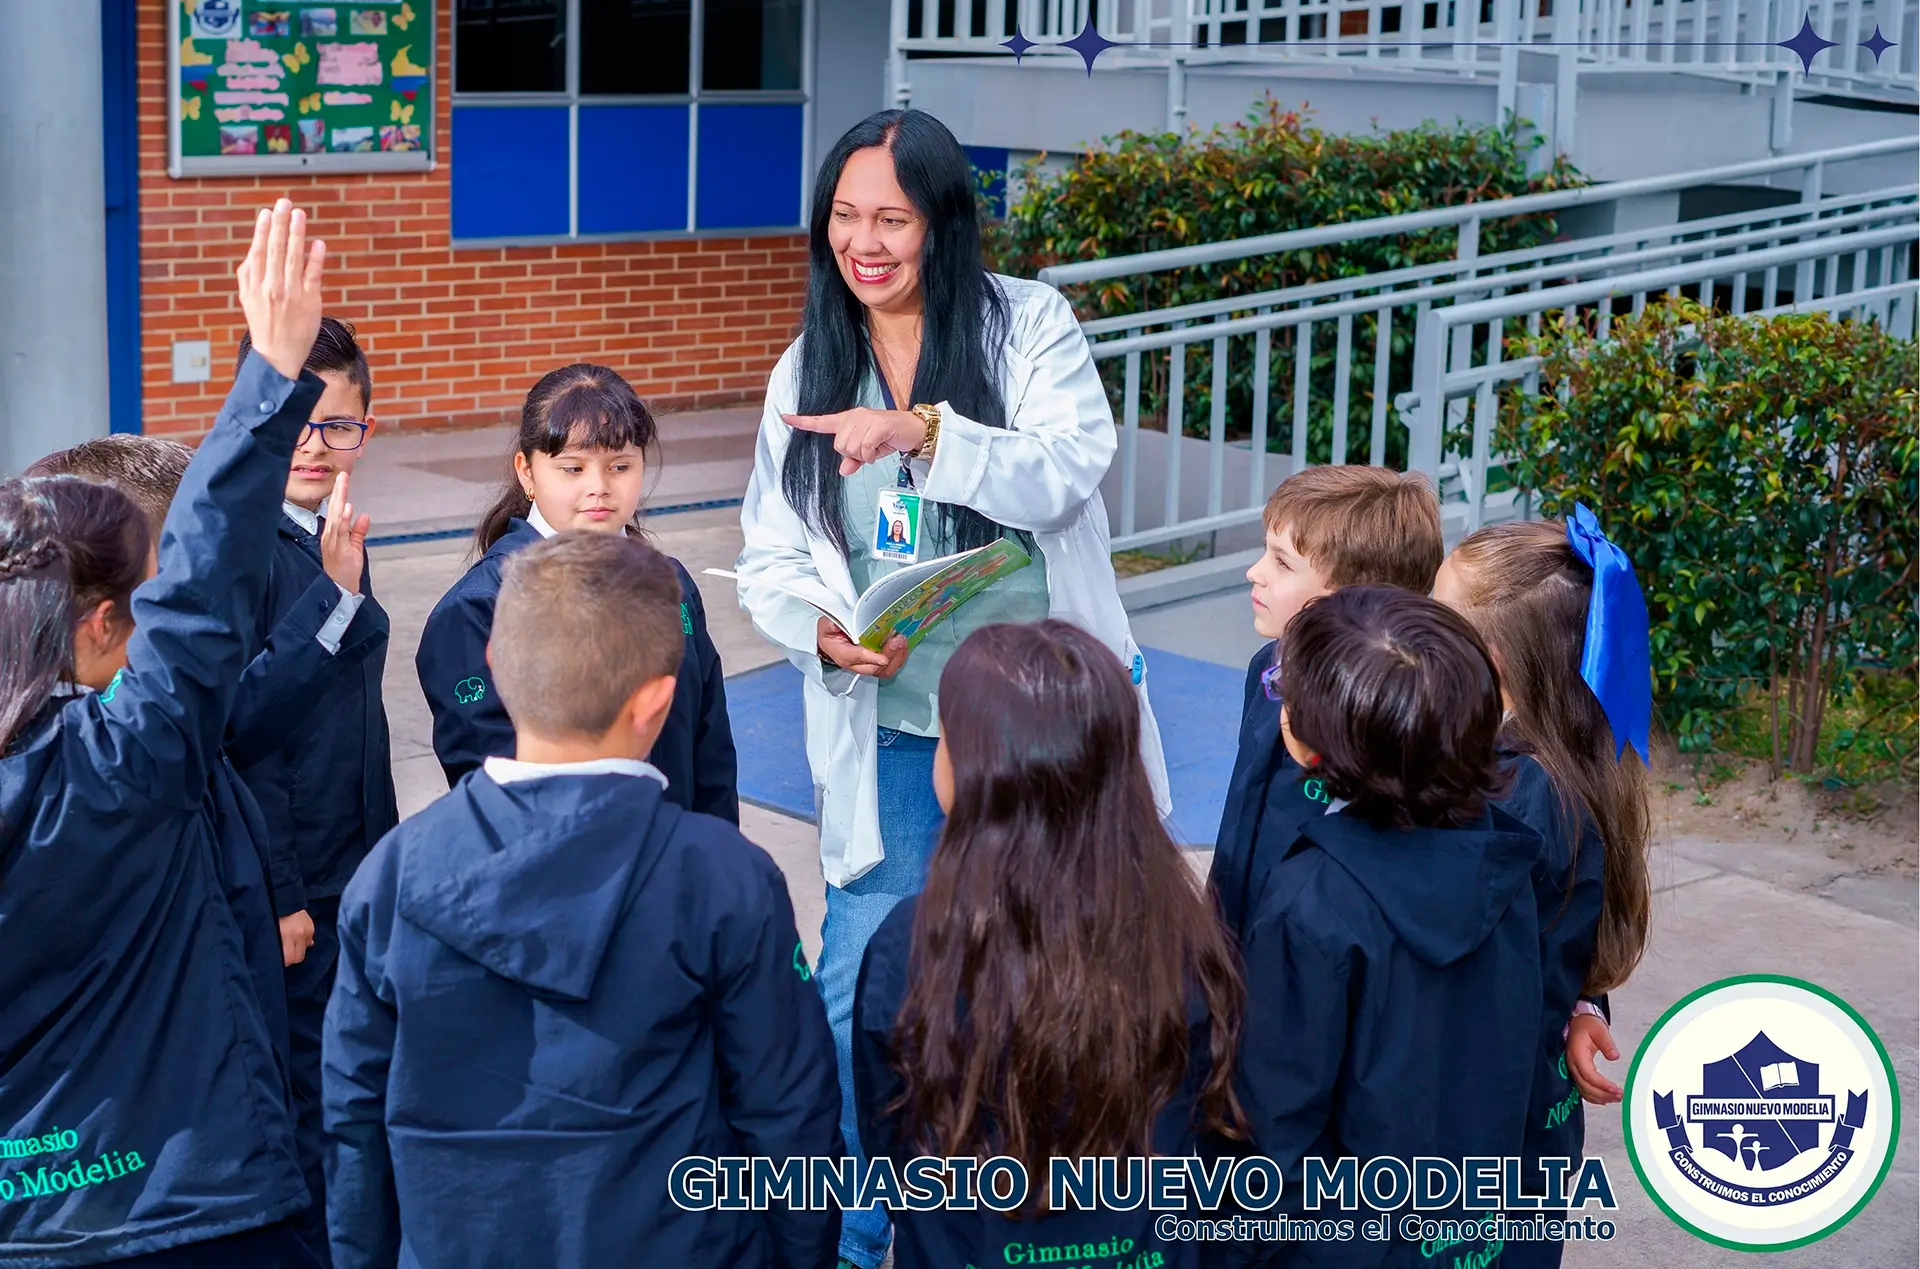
left=872, top=367, right=922, bottom=561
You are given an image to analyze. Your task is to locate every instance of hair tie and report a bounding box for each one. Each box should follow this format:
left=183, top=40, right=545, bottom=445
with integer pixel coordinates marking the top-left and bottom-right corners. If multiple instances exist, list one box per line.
left=1566, top=504, right=1652, bottom=765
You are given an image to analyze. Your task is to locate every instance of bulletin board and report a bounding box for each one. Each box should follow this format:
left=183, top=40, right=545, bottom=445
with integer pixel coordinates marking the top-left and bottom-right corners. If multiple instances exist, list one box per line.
left=167, top=0, right=435, bottom=176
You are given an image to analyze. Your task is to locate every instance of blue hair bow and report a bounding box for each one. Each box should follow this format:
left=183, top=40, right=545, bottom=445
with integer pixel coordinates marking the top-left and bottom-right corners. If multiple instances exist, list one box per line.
left=1567, top=504, right=1652, bottom=765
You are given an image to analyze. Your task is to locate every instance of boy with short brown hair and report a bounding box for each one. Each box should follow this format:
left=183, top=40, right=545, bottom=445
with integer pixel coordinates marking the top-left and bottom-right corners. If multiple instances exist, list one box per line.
left=324, top=532, right=841, bottom=1269
left=24, top=435, right=194, bottom=537
left=1211, top=464, right=1445, bottom=935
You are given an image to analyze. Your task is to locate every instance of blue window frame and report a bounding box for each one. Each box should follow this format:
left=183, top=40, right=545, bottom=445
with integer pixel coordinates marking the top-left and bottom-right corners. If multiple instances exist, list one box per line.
left=450, top=0, right=809, bottom=244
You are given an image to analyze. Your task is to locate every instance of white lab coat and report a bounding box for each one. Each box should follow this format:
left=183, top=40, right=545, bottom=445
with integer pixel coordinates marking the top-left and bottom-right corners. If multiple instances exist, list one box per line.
left=736, top=273, right=1172, bottom=887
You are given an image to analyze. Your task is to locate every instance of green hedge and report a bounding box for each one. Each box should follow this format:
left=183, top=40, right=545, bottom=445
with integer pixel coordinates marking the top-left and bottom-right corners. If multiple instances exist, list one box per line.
left=983, top=102, right=1585, bottom=466
left=1499, top=299, right=1918, bottom=775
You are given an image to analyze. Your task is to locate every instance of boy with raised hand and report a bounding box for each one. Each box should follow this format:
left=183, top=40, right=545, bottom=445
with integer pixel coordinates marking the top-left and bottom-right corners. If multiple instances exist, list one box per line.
left=223, top=317, right=398, bottom=1266
left=324, top=532, right=843, bottom=1269
left=1209, top=465, right=1444, bottom=937
left=0, top=197, right=326, bottom=1267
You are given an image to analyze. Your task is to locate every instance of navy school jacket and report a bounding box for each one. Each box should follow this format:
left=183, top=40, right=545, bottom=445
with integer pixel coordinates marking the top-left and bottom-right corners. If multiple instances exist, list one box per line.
left=227, top=521, right=397, bottom=915
left=1210, top=641, right=1337, bottom=938
left=0, top=355, right=318, bottom=1265
left=208, top=752, right=294, bottom=1073
left=1230, top=806, right=1544, bottom=1268
left=1495, top=753, right=1606, bottom=1238
left=854, top=896, right=1230, bottom=1269
left=414, top=519, right=739, bottom=822
left=323, top=768, right=842, bottom=1269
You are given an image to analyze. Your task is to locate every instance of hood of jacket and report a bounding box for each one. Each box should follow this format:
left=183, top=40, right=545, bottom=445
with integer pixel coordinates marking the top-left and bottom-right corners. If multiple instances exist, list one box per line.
left=1298, top=805, right=1542, bottom=968
left=395, top=771, right=675, bottom=1001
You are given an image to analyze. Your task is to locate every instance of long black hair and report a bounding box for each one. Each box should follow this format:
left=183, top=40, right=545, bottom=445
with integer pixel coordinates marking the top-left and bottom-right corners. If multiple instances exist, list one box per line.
left=0, top=476, right=150, bottom=755
left=475, top=363, right=659, bottom=552
left=783, top=109, right=1016, bottom=558
left=892, top=621, right=1246, bottom=1200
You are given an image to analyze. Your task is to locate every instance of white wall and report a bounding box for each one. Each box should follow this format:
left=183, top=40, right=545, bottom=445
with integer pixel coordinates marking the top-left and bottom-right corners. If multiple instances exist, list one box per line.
left=0, top=0, right=110, bottom=470
left=809, top=0, right=892, bottom=202
left=1574, top=73, right=1918, bottom=190
left=895, top=55, right=1911, bottom=195
left=902, top=58, right=1496, bottom=154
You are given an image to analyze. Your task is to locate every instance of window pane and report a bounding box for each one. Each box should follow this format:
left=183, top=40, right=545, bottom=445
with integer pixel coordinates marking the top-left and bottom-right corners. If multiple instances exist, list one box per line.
left=455, top=0, right=566, bottom=94
left=702, top=0, right=803, bottom=92
left=450, top=107, right=571, bottom=238
left=580, top=105, right=690, bottom=232
left=582, top=0, right=692, bottom=94
left=696, top=103, right=803, bottom=228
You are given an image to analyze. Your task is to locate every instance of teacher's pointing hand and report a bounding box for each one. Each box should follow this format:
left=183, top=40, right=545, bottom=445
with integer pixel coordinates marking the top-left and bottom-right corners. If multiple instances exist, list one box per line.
left=783, top=408, right=925, bottom=477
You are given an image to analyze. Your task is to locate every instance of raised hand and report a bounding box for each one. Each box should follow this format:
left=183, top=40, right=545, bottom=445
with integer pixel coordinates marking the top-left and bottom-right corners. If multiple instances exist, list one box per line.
left=320, top=471, right=372, bottom=596
left=236, top=197, right=327, bottom=382
left=783, top=408, right=925, bottom=477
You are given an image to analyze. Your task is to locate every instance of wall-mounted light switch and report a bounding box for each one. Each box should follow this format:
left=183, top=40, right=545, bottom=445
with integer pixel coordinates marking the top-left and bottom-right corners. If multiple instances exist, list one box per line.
left=172, top=340, right=212, bottom=384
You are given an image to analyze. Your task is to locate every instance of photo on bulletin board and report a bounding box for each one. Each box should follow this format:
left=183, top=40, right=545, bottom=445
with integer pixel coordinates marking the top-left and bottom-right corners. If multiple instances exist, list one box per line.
left=168, top=0, right=434, bottom=177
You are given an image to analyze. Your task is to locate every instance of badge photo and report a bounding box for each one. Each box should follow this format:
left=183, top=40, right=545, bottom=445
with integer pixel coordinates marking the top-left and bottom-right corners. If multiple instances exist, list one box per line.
left=1623, top=974, right=1899, bottom=1251
left=873, top=489, right=921, bottom=562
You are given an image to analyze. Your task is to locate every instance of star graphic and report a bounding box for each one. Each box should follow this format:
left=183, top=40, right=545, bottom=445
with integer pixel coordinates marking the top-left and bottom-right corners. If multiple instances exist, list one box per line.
left=1060, top=14, right=1120, bottom=75
left=1776, top=14, right=1838, bottom=73
left=1000, top=25, right=1036, bottom=63
left=1859, top=24, right=1897, bottom=63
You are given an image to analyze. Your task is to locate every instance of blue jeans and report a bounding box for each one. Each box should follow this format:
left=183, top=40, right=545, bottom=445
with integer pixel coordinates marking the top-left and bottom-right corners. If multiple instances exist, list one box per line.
left=815, top=729, right=945, bottom=1269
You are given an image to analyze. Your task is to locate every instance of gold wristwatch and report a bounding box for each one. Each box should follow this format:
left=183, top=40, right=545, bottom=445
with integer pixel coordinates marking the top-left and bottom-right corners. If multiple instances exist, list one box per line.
left=907, top=403, right=941, bottom=460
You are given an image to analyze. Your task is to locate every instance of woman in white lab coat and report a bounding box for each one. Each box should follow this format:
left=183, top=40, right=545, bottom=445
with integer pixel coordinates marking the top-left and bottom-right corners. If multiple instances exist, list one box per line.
left=734, top=108, right=1169, bottom=1269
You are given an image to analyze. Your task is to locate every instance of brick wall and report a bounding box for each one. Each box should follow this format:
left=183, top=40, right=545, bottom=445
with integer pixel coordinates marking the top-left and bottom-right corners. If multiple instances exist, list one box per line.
left=135, top=1, right=807, bottom=439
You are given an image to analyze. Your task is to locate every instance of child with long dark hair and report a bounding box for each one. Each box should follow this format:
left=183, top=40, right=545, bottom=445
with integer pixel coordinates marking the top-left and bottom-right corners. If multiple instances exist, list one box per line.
left=1434, top=510, right=1653, bottom=1268
left=853, top=620, right=1244, bottom=1269
left=1232, top=586, right=1543, bottom=1268
left=416, top=363, right=737, bottom=820
left=0, top=199, right=325, bottom=1267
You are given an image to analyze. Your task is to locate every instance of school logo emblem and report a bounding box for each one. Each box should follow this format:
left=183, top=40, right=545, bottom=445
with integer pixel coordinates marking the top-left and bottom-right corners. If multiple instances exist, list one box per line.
left=1624, top=976, right=1898, bottom=1251
left=190, top=0, right=242, bottom=39
left=453, top=676, right=486, bottom=705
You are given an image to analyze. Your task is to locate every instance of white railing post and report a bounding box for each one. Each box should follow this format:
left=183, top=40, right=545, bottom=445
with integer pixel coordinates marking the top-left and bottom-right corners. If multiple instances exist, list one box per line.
left=1409, top=308, right=1448, bottom=482
left=887, top=0, right=911, bottom=107
left=1795, top=159, right=1825, bottom=301
left=1167, top=0, right=1190, bottom=135
left=1495, top=0, right=1519, bottom=121
left=1554, top=50, right=1579, bottom=163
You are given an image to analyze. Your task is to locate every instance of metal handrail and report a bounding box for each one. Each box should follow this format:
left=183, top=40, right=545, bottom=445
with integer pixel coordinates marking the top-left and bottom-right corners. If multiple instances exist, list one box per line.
left=1407, top=221, right=1920, bottom=476
left=1073, top=185, right=1919, bottom=339
left=1036, top=136, right=1918, bottom=287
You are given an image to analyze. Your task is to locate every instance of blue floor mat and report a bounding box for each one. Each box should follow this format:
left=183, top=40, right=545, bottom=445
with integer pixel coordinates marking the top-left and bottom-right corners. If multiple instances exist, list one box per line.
left=725, top=647, right=1244, bottom=847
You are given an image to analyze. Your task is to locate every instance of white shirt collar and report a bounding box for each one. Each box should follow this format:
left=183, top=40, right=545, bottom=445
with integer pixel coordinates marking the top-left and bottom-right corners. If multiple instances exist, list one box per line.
left=284, top=498, right=329, bottom=535
left=1326, top=797, right=1351, bottom=816
left=482, top=755, right=668, bottom=788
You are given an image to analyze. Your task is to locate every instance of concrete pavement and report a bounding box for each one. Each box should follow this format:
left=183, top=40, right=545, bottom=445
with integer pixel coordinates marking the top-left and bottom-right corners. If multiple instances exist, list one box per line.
left=359, top=413, right=1916, bottom=1269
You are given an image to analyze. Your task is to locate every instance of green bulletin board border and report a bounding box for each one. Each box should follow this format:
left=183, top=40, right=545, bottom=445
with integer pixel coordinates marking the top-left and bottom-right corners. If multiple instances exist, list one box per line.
left=166, top=0, right=436, bottom=178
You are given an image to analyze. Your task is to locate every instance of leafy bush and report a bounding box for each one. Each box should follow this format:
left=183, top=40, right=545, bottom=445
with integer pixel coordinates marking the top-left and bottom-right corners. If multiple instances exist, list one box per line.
left=983, top=102, right=1585, bottom=465
left=1499, top=298, right=1918, bottom=776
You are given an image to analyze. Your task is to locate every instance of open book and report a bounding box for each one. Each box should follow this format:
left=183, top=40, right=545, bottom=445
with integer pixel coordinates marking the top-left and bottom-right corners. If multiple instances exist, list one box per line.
left=707, top=539, right=1033, bottom=652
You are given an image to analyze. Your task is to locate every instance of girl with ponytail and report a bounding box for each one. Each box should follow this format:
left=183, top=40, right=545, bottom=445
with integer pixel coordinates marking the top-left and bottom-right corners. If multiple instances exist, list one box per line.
left=415, top=364, right=738, bottom=820
left=1434, top=507, right=1655, bottom=1269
